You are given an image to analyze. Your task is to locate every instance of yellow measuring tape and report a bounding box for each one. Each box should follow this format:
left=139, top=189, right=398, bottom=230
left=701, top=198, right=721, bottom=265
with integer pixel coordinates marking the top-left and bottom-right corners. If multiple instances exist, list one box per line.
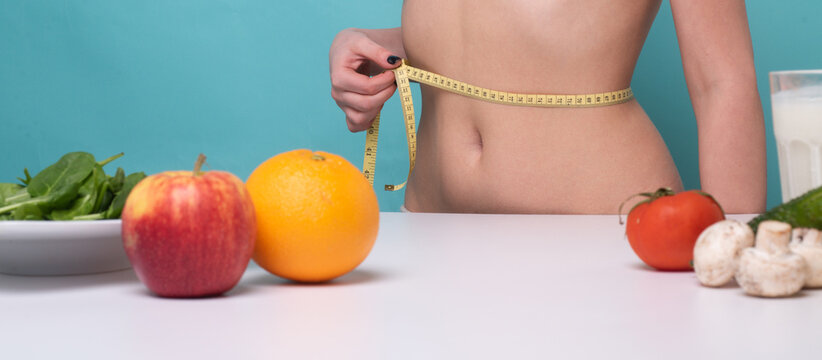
left=362, top=59, right=634, bottom=191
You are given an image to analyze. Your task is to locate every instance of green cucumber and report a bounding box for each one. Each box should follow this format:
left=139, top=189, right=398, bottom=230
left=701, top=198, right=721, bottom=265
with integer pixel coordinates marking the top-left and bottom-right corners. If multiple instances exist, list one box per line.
left=748, top=185, right=822, bottom=232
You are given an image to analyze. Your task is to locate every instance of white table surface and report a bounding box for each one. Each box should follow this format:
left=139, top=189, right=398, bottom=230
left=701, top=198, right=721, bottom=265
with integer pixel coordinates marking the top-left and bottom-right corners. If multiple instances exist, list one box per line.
left=2, top=212, right=820, bottom=359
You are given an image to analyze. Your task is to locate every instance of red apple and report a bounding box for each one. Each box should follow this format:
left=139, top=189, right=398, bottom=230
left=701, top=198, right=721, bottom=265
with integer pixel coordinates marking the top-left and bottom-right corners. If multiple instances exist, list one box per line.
left=121, top=154, right=256, bottom=298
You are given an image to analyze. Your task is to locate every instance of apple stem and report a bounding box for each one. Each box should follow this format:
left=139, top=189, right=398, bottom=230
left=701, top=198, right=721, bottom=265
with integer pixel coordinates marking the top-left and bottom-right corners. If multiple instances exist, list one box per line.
left=193, top=153, right=207, bottom=176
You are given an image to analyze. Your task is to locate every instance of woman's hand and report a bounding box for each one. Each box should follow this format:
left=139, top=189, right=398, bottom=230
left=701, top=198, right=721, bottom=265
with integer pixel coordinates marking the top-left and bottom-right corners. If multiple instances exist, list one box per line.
left=329, top=28, right=403, bottom=132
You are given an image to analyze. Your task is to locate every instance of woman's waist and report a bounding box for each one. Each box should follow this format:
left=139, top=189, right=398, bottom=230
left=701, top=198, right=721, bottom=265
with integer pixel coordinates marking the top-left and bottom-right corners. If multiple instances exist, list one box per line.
left=407, top=98, right=679, bottom=212
left=415, top=106, right=670, bottom=179
left=417, top=91, right=649, bottom=139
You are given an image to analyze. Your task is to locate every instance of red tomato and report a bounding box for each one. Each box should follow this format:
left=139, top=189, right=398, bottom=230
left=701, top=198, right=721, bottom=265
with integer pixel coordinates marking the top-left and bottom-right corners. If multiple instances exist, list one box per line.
left=623, top=188, right=725, bottom=271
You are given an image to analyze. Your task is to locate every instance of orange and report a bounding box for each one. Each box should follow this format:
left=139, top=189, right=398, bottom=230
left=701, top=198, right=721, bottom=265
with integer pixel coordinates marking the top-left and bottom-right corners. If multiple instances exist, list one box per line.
left=245, top=149, right=379, bottom=282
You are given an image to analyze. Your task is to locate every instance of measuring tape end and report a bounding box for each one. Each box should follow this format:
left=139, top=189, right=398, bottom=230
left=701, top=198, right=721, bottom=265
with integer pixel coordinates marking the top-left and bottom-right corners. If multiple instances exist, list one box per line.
left=384, top=183, right=407, bottom=191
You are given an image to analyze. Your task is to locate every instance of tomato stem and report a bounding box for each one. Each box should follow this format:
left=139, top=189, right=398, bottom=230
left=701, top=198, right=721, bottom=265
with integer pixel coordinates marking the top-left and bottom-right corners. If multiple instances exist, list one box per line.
left=652, top=187, right=676, bottom=198
left=618, top=187, right=675, bottom=225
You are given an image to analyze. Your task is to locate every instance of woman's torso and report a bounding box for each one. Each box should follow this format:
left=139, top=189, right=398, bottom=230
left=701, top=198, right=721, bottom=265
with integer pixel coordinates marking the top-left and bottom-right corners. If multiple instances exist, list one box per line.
left=400, top=0, right=682, bottom=214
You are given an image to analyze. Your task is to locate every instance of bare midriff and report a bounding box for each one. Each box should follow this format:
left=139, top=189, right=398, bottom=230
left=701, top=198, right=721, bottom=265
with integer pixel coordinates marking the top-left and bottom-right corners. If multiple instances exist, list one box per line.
left=400, top=0, right=682, bottom=214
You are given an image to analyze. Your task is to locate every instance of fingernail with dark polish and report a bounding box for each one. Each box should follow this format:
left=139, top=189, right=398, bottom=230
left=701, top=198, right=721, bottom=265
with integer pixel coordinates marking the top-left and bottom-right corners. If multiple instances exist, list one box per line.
left=387, top=56, right=400, bottom=65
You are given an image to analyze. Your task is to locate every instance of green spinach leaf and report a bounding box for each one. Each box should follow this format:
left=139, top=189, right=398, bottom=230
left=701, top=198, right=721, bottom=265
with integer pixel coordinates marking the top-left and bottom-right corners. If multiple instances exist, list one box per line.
left=0, top=152, right=96, bottom=215
left=108, top=167, right=125, bottom=193
left=0, top=187, right=31, bottom=215
left=26, top=152, right=96, bottom=209
left=2, top=151, right=143, bottom=221
left=12, top=203, right=44, bottom=220
left=0, top=183, right=23, bottom=206
left=3, top=188, right=30, bottom=205
left=50, top=193, right=95, bottom=220
left=50, top=164, right=108, bottom=220
left=95, top=184, right=114, bottom=214
left=105, top=172, right=146, bottom=219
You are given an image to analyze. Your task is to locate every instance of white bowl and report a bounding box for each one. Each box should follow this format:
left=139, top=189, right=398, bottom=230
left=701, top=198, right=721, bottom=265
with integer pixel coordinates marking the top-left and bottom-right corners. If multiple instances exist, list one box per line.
left=0, top=219, right=131, bottom=276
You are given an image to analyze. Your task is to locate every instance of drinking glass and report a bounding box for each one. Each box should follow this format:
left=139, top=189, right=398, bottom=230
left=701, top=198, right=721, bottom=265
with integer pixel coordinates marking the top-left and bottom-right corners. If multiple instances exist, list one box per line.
left=770, top=70, right=822, bottom=201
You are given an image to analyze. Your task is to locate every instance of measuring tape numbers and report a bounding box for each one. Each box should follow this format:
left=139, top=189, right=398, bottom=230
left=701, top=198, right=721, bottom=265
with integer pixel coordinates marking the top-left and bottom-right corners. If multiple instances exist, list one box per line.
left=361, top=59, right=634, bottom=191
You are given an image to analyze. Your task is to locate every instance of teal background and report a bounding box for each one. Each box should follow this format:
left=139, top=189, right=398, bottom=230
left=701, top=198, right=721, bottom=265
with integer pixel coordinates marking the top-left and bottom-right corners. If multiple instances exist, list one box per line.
left=1, top=1, right=819, bottom=212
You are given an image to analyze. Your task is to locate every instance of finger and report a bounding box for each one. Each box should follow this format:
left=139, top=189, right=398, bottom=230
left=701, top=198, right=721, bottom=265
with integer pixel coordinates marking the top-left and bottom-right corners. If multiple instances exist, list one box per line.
left=343, top=108, right=377, bottom=132
left=336, top=83, right=397, bottom=113
left=332, top=70, right=396, bottom=96
left=337, top=103, right=372, bottom=129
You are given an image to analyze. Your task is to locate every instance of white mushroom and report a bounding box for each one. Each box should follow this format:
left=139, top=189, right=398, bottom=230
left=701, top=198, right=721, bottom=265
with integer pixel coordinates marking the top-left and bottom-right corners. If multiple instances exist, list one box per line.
left=693, top=219, right=755, bottom=287
left=790, top=228, right=822, bottom=288
left=735, top=221, right=807, bottom=297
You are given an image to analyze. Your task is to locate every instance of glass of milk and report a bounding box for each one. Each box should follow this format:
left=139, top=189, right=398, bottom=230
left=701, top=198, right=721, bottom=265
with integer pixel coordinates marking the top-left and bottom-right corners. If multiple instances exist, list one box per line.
left=770, top=70, right=822, bottom=202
